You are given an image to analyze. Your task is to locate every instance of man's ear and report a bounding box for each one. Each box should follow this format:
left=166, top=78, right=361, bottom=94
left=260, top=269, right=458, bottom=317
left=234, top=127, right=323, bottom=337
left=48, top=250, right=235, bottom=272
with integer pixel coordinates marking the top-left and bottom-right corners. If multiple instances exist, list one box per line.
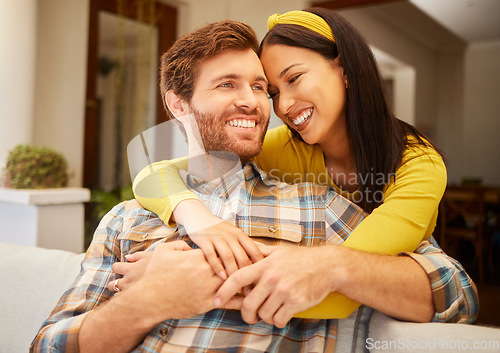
left=165, top=90, right=190, bottom=119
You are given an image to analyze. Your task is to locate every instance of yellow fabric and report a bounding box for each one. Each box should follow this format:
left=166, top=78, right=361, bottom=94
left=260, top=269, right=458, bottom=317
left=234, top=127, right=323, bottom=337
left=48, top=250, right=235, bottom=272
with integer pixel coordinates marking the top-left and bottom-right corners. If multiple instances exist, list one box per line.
left=134, top=157, right=195, bottom=228
left=256, top=125, right=446, bottom=255
left=267, top=10, right=335, bottom=42
left=132, top=124, right=447, bottom=319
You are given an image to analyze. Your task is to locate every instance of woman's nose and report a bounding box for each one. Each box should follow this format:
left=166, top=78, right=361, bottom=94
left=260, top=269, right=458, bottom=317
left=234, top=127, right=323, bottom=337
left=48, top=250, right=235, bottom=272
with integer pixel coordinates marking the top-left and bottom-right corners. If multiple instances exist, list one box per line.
left=276, top=91, right=295, bottom=119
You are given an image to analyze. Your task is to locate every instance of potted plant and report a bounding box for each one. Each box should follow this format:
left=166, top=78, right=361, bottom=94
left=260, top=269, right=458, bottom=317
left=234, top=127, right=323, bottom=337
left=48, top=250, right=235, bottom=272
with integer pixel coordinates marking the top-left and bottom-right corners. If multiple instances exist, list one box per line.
left=3, top=144, right=69, bottom=189
left=0, top=144, right=89, bottom=253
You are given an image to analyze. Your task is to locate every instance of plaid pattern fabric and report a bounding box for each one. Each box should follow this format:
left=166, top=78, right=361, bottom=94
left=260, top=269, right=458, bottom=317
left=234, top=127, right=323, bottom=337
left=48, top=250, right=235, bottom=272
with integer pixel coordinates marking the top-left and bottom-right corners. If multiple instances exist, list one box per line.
left=31, top=163, right=477, bottom=352
left=179, top=163, right=365, bottom=247
left=403, top=240, right=479, bottom=324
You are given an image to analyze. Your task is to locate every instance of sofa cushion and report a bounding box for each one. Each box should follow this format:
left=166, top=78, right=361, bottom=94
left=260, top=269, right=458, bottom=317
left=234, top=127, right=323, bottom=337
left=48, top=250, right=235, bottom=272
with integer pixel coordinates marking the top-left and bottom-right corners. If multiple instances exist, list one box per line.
left=368, top=311, right=500, bottom=353
left=0, top=243, right=84, bottom=353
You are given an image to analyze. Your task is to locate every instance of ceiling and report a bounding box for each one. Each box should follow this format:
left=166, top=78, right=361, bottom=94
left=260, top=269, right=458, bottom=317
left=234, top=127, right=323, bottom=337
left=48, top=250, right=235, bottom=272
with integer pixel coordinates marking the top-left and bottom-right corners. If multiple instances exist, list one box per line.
left=409, top=0, right=500, bottom=43
left=316, top=0, right=500, bottom=45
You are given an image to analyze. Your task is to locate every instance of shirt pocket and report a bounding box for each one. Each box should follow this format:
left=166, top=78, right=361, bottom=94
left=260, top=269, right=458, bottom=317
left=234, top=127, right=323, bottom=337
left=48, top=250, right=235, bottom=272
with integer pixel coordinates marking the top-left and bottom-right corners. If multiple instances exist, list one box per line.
left=236, top=218, right=304, bottom=246
left=117, top=222, right=180, bottom=259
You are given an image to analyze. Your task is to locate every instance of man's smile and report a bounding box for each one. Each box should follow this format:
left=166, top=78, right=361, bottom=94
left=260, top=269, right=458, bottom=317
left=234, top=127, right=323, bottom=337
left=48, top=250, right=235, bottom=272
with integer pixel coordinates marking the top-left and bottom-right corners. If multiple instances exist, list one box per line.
left=226, top=118, right=257, bottom=128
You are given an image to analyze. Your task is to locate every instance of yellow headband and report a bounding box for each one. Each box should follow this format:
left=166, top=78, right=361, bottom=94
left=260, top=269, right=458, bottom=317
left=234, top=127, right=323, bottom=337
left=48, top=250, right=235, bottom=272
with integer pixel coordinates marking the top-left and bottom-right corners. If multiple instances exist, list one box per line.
left=267, top=10, right=335, bottom=43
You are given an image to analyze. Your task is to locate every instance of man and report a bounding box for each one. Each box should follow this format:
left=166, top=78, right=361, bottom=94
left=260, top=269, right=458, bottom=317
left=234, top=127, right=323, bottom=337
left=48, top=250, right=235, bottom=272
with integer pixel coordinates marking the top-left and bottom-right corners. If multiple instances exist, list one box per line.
left=31, top=20, right=477, bottom=353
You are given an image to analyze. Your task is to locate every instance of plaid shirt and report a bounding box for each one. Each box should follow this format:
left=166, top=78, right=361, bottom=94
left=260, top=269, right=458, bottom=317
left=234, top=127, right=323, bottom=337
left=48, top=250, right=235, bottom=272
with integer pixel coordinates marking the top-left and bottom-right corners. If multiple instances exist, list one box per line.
left=31, top=163, right=478, bottom=353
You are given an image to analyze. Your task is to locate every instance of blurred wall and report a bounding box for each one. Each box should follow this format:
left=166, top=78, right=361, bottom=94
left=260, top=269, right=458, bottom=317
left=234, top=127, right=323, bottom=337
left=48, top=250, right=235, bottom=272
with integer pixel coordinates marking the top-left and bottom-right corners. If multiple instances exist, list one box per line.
left=0, top=0, right=37, bottom=183
left=33, top=0, right=89, bottom=187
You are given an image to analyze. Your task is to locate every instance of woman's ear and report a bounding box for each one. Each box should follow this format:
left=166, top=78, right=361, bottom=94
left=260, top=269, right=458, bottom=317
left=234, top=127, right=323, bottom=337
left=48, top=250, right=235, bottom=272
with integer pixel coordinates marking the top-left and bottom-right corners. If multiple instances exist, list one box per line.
left=165, top=90, right=190, bottom=119
left=333, top=56, right=348, bottom=88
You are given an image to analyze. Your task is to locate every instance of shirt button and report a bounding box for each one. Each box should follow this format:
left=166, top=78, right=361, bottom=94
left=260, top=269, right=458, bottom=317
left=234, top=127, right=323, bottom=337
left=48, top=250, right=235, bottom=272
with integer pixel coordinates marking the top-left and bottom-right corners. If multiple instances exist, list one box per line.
left=141, top=234, right=148, bottom=239
left=160, top=328, right=168, bottom=336
left=268, top=226, right=277, bottom=233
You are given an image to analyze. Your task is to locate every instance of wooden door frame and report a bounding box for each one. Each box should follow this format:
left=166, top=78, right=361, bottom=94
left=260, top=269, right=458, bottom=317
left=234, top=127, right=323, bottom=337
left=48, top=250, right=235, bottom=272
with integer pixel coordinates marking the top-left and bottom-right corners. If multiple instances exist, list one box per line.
left=83, top=0, right=177, bottom=188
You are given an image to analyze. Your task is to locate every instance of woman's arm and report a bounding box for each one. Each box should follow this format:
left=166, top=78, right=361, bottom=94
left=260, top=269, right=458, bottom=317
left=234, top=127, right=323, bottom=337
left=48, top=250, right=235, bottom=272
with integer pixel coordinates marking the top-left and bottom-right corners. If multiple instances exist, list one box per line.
left=133, top=157, right=195, bottom=227
left=342, top=143, right=447, bottom=254
left=133, top=157, right=263, bottom=278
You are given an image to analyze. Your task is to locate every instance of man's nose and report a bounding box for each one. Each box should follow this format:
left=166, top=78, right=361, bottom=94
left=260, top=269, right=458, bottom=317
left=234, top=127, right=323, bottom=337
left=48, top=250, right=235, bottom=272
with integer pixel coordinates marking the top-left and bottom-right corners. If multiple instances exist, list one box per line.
left=234, top=85, right=259, bottom=111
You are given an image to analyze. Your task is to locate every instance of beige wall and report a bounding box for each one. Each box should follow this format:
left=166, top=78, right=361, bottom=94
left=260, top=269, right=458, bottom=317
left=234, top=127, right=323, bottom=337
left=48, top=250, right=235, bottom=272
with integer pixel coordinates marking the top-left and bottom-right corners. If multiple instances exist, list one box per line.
left=462, top=41, right=500, bottom=185
left=435, top=50, right=465, bottom=183
left=177, top=0, right=309, bottom=40
left=33, top=0, right=89, bottom=187
left=0, top=0, right=37, bottom=183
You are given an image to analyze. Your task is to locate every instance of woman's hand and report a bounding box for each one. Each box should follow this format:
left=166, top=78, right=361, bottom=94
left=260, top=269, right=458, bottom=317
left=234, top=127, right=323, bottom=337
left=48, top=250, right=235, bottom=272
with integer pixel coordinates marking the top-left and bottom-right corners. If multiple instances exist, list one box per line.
left=173, top=199, right=264, bottom=279
left=189, top=220, right=264, bottom=279
left=215, top=245, right=338, bottom=328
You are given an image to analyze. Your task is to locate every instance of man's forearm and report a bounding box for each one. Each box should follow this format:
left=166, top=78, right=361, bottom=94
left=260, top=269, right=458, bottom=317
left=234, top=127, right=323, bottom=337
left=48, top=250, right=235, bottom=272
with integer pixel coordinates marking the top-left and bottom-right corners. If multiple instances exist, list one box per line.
left=331, top=245, right=434, bottom=322
left=80, top=244, right=223, bottom=352
left=79, top=280, right=162, bottom=353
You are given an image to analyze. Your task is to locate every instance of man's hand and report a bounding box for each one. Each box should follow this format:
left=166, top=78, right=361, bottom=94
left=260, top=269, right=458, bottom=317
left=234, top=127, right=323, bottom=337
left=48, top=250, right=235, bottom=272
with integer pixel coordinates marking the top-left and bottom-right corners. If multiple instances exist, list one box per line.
left=214, top=245, right=338, bottom=328
left=80, top=241, right=224, bottom=353
left=108, top=241, right=190, bottom=293
left=139, top=242, right=225, bottom=320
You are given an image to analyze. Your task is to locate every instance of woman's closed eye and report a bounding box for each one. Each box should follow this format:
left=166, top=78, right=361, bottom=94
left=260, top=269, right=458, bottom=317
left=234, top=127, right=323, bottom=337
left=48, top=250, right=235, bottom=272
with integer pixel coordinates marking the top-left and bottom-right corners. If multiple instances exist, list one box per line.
left=268, top=90, right=279, bottom=100
left=288, top=73, right=303, bottom=84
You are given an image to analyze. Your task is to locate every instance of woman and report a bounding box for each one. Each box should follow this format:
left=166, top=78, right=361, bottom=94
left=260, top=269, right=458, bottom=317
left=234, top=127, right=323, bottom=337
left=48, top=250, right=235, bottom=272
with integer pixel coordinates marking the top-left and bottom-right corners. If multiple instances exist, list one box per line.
left=255, top=8, right=446, bottom=253
left=132, top=9, right=455, bottom=319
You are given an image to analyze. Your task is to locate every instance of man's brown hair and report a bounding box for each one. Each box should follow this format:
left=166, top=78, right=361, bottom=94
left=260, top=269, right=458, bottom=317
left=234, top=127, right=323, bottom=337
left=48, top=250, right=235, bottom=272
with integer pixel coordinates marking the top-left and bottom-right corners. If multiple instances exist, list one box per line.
left=159, top=20, right=259, bottom=120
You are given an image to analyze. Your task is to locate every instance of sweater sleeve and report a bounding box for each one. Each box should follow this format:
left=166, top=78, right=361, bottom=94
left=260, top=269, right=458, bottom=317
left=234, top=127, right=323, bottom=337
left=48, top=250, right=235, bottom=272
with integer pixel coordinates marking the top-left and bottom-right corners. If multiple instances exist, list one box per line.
left=341, top=143, right=447, bottom=254
left=133, top=156, right=198, bottom=227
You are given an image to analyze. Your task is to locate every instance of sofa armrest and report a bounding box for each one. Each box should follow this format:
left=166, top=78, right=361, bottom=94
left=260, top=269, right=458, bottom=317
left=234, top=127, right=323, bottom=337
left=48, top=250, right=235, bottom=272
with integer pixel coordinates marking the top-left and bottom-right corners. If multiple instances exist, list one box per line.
left=0, top=243, right=85, bottom=353
left=368, top=310, right=500, bottom=352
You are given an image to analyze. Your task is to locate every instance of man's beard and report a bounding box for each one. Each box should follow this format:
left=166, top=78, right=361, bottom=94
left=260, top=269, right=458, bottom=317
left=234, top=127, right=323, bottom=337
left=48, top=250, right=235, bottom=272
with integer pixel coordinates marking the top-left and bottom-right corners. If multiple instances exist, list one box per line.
left=188, top=104, right=269, bottom=163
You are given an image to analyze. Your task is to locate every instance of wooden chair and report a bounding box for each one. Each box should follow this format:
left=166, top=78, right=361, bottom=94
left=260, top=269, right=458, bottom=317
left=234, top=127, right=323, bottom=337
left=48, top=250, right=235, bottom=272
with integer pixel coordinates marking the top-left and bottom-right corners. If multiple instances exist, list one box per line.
left=439, top=186, right=494, bottom=283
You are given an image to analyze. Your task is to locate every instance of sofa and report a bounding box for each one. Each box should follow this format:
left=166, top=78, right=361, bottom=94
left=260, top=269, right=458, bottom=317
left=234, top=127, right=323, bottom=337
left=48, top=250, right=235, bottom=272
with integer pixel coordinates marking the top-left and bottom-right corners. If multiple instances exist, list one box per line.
left=0, top=243, right=84, bottom=352
left=1, top=242, right=499, bottom=353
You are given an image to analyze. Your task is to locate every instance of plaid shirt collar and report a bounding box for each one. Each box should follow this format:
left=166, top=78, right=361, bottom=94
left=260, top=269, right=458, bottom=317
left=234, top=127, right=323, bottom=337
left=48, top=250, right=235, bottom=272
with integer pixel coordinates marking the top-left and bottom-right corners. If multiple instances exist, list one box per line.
left=180, top=161, right=267, bottom=196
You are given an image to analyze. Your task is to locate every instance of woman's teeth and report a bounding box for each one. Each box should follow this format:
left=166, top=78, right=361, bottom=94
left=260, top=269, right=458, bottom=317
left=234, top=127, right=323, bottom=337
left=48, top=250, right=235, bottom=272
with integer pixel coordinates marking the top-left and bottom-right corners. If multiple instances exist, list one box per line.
left=226, top=119, right=256, bottom=128
left=292, top=108, right=312, bottom=126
